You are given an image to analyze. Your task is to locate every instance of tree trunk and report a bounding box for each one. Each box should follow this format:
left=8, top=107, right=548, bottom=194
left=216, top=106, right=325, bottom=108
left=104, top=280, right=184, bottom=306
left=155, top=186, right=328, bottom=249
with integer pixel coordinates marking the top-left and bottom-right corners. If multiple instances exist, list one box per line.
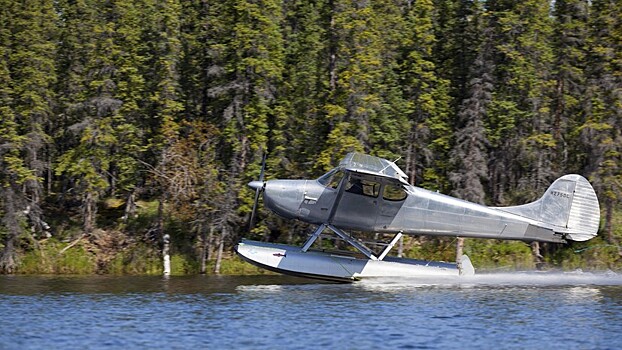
left=455, top=237, right=464, bottom=269
left=604, top=197, right=615, bottom=244
left=157, top=198, right=164, bottom=234
left=214, top=229, right=225, bottom=275
left=406, top=140, right=415, bottom=185
left=83, top=191, right=96, bottom=234
left=531, top=241, right=544, bottom=270
left=0, top=187, right=21, bottom=274
left=200, top=225, right=212, bottom=275
left=157, top=198, right=170, bottom=275
left=0, top=238, right=18, bottom=274
left=123, top=190, right=137, bottom=223
left=163, top=233, right=171, bottom=276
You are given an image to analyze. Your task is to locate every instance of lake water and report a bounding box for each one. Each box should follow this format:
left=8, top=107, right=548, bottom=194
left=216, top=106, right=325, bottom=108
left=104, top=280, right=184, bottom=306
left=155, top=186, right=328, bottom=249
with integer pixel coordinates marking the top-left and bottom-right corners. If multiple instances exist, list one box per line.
left=2, top=272, right=622, bottom=349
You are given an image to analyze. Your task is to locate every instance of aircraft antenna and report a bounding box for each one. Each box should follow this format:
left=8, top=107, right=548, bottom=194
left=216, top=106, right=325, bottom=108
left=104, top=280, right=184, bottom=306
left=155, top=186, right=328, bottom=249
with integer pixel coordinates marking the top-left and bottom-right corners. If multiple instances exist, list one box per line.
left=380, top=156, right=402, bottom=174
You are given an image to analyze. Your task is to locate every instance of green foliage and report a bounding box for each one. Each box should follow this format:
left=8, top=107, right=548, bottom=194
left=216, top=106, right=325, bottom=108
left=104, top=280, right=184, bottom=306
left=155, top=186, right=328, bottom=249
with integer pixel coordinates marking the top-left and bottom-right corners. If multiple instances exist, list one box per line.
left=0, top=0, right=621, bottom=274
left=403, top=237, right=460, bottom=263
left=550, top=237, right=622, bottom=271
left=106, top=245, right=162, bottom=275
left=19, top=240, right=96, bottom=274
left=400, top=0, right=452, bottom=190
left=464, top=239, right=534, bottom=270
left=213, top=255, right=277, bottom=276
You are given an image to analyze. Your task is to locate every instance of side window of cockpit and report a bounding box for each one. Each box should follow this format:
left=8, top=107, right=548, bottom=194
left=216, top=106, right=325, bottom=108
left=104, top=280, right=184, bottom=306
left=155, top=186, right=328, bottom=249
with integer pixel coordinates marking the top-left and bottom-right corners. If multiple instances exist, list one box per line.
left=318, top=169, right=344, bottom=189
left=345, top=178, right=380, bottom=197
left=383, top=183, right=407, bottom=201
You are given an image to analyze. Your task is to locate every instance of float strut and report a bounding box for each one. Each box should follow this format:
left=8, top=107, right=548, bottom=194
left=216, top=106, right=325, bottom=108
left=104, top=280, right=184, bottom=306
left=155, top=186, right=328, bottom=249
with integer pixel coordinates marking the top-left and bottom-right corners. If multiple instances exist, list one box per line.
left=377, top=232, right=403, bottom=261
left=301, top=224, right=326, bottom=252
left=327, top=224, right=378, bottom=260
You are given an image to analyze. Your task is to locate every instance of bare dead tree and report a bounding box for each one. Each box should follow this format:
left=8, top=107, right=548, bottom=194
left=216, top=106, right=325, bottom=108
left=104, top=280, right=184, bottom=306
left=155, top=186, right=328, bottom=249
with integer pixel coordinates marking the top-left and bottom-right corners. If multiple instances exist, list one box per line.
left=0, top=186, right=25, bottom=274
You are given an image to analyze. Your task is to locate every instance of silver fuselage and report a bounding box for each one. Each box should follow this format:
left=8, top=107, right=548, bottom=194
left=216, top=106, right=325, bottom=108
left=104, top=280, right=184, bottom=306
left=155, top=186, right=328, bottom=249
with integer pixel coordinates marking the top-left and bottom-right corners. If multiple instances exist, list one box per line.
left=258, top=174, right=563, bottom=243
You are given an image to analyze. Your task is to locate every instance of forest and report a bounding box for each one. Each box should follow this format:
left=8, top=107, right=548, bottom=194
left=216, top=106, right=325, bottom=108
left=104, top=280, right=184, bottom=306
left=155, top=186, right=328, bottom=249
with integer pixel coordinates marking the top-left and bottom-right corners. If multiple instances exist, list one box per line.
left=0, top=0, right=621, bottom=274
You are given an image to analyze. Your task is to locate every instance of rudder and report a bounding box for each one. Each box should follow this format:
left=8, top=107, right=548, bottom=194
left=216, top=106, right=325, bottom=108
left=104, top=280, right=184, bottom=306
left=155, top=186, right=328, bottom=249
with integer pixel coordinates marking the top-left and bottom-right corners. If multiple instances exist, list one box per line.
left=562, top=175, right=601, bottom=241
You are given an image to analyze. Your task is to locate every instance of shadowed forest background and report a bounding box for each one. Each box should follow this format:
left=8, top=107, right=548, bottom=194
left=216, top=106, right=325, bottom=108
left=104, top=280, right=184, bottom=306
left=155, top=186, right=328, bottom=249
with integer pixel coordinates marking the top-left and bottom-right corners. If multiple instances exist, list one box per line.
left=1, top=0, right=621, bottom=274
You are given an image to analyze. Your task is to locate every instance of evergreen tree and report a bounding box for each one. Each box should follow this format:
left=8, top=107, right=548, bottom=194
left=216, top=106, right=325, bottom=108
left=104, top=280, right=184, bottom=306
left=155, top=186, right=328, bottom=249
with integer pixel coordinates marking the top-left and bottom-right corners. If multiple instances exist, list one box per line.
left=202, top=0, right=285, bottom=239
left=552, top=0, right=590, bottom=172
left=449, top=27, right=494, bottom=204
left=55, top=0, right=122, bottom=233
left=315, top=1, right=412, bottom=173
left=110, top=0, right=149, bottom=206
left=401, top=0, right=452, bottom=189
left=178, top=0, right=209, bottom=120
left=2, top=0, right=622, bottom=273
left=55, top=0, right=148, bottom=233
left=1, top=0, right=57, bottom=272
left=433, top=0, right=484, bottom=108
left=580, top=0, right=622, bottom=243
left=487, top=0, right=557, bottom=203
left=278, top=0, right=330, bottom=177
left=318, top=0, right=382, bottom=170
left=0, top=0, right=27, bottom=272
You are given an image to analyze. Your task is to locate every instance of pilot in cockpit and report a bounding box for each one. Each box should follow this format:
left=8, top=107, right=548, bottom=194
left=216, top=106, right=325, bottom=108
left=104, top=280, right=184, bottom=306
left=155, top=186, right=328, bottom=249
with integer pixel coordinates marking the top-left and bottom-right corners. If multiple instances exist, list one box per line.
left=346, top=178, right=364, bottom=195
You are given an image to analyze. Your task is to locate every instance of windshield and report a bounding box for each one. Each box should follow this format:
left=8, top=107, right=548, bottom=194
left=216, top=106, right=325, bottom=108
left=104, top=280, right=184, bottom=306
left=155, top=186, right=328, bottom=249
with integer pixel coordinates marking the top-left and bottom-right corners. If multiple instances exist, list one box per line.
left=317, top=168, right=344, bottom=189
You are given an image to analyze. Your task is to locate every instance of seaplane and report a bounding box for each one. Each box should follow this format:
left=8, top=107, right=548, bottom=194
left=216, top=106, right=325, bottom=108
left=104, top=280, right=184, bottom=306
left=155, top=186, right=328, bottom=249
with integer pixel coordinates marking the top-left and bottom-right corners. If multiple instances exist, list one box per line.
left=235, top=152, right=601, bottom=282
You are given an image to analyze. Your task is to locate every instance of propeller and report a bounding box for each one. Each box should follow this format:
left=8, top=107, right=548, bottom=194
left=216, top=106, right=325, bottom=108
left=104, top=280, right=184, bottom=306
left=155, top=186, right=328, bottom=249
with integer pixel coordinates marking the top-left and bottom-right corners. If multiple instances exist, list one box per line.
left=248, top=153, right=267, bottom=230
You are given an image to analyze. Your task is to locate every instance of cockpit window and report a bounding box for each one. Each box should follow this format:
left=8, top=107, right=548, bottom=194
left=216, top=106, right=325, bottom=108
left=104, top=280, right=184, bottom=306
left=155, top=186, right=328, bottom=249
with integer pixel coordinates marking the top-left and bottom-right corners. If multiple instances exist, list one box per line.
left=345, top=177, right=380, bottom=197
left=383, top=183, right=407, bottom=201
left=318, top=169, right=344, bottom=189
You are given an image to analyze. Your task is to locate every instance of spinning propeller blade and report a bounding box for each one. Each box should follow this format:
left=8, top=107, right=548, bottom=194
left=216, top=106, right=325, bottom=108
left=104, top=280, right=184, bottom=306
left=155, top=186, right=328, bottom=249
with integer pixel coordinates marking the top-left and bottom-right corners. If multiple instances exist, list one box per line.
left=249, top=153, right=267, bottom=230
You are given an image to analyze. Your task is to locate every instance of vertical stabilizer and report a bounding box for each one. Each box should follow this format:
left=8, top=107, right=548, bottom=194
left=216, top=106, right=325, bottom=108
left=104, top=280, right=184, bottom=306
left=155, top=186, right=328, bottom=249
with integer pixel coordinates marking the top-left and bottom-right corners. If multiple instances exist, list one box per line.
left=496, top=175, right=600, bottom=241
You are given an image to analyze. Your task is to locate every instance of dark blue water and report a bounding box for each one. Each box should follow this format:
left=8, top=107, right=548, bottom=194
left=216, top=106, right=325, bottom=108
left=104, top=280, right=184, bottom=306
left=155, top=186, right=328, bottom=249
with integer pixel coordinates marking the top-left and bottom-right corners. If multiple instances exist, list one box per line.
left=2, top=272, right=622, bottom=349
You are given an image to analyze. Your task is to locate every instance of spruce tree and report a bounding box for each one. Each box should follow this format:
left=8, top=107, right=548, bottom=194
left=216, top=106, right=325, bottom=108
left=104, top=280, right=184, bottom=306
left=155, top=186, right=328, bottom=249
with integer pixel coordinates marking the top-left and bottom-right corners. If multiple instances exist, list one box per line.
left=581, top=0, right=622, bottom=243
left=400, top=0, right=451, bottom=190
left=552, top=0, right=590, bottom=172
left=449, top=27, right=494, bottom=204
left=433, top=0, right=484, bottom=109
left=55, top=0, right=147, bottom=233
left=486, top=0, right=556, bottom=203
left=0, top=0, right=57, bottom=271
left=55, top=0, right=120, bottom=233
left=277, top=0, right=330, bottom=177
left=0, top=1, right=24, bottom=272
left=201, top=0, right=285, bottom=239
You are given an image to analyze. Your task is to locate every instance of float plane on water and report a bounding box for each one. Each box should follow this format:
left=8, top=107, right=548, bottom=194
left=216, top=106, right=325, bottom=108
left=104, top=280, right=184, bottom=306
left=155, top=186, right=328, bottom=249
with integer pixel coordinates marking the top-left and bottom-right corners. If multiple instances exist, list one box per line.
left=235, top=152, right=600, bottom=282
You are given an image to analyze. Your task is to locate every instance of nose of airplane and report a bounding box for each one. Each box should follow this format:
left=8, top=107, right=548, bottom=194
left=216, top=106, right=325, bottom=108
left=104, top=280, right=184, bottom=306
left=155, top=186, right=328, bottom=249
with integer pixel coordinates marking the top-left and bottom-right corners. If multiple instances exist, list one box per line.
left=248, top=180, right=265, bottom=191
left=255, top=180, right=305, bottom=220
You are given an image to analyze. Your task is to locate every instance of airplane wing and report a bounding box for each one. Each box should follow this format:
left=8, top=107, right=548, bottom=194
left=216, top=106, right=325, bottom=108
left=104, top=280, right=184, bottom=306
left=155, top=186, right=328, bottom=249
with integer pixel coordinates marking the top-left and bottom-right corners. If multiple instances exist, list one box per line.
left=339, top=152, right=409, bottom=184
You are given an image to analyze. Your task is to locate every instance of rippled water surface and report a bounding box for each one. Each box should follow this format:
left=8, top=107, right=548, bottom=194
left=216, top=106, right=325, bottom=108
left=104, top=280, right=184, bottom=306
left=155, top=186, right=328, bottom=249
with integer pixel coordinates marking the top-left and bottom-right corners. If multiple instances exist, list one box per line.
left=2, top=272, right=622, bottom=349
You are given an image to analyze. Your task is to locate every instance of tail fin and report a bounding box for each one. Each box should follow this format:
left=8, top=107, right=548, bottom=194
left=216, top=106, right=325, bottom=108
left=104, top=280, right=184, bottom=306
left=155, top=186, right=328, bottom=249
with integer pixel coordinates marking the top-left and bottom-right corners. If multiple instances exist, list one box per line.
left=499, top=175, right=600, bottom=241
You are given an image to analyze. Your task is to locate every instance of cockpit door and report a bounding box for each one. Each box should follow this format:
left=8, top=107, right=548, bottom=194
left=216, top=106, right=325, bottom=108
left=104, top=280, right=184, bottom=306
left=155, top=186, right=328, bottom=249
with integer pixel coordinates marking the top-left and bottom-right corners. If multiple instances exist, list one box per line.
left=376, top=182, right=407, bottom=230
left=331, top=174, right=381, bottom=230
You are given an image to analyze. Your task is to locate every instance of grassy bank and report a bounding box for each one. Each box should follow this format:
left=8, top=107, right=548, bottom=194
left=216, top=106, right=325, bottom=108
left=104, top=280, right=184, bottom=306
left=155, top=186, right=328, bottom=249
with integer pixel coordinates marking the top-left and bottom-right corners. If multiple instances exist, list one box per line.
left=4, top=201, right=621, bottom=275
left=12, top=234, right=622, bottom=276
left=15, top=237, right=274, bottom=276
